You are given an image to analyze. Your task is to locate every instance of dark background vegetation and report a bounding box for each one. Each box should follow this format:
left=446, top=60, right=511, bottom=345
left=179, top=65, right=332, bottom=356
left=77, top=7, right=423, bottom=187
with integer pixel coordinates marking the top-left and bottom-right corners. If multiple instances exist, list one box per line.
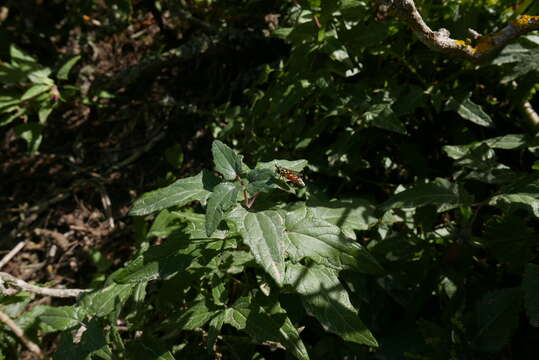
left=1, top=0, right=539, bottom=359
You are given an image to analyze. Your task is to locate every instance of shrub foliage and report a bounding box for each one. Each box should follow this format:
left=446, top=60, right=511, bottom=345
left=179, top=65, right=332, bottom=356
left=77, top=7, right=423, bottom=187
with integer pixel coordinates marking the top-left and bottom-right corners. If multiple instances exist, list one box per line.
left=1, top=0, right=539, bottom=358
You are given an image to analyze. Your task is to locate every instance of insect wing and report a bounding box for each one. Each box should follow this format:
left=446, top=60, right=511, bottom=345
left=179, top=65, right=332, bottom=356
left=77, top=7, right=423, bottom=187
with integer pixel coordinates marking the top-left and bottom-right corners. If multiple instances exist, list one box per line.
left=275, top=166, right=305, bottom=187
left=288, top=174, right=305, bottom=186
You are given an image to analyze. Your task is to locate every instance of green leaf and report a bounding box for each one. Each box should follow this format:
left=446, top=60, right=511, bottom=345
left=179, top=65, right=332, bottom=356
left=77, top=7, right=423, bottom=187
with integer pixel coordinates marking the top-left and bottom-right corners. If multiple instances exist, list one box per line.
left=443, top=144, right=473, bottom=160
left=38, top=106, right=53, bottom=124
left=212, top=140, right=244, bottom=180
left=0, top=63, right=27, bottom=85
left=205, top=182, right=241, bottom=236
left=272, top=27, right=293, bottom=39
left=235, top=209, right=286, bottom=286
left=10, top=45, right=38, bottom=64
left=446, top=96, right=493, bottom=127
left=523, top=263, right=539, bottom=327
left=126, top=339, right=176, bottom=360
left=39, top=306, right=85, bottom=331
left=284, top=263, right=378, bottom=347
left=381, top=178, right=459, bottom=211
left=257, top=159, right=308, bottom=173
left=27, top=68, right=54, bottom=85
left=246, top=168, right=277, bottom=194
left=0, top=91, right=21, bottom=109
left=20, top=84, right=52, bottom=101
left=79, top=283, right=134, bottom=317
left=223, top=305, right=245, bottom=330
left=483, top=215, right=533, bottom=272
left=80, top=318, right=113, bottom=359
left=218, top=249, right=255, bottom=274
left=488, top=183, right=539, bottom=217
left=493, top=41, right=539, bottom=83
left=0, top=107, right=25, bottom=127
left=0, top=293, right=31, bottom=318
left=57, top=55, right=81, bottom=80
left=15, top=122, right=44, bottom=153
left=210, top=274, right=228, bottom=306
left=171, top=211, right=227, bottom=239
left=54, top=332, right=86, bottom=360
left=131, top=281, right=147, bottom=303
left=483, top=134, right=528, bottom=149
left=177, top=298, right=219, bottom=330
left=54, top=318, right=113, bottom=360
left=164, top=143, right=184, bottom=169
left=112, top=236, right=204, bottom=284
left=306, top=198, right=378, bottom=237
left=147, top=209, right=183, bottom=239
left=225, top=296, right=310, bottom=360
left=284, top=207, right=383, bottom=274
left=15, top=304, right=53, bottom=333
left=363, top=101, right=405, bottom=134
left=472, top=288, right=521, bottom=352
left=207, top=311, right=225, bottom=352
left=129, top=170, right=219, bottom=216
left=393, top=85, right=425, bottom=115
left=444, top=134, right=529, bottom=161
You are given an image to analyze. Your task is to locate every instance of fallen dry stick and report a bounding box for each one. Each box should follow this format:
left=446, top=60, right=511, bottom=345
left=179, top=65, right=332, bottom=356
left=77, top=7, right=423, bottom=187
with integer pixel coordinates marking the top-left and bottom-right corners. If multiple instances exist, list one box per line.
left=0, top=241, right=27, bottom=270
left=0, top=310, right=43, bottom=359
left=0, top=272, right=90, bottom=298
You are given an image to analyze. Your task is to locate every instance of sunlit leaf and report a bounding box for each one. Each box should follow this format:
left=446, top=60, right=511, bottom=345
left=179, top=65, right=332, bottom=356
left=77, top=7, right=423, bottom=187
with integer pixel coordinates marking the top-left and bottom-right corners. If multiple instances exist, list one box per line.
left=285, top=263, right=378, bottom=346
left=284, top=207, right=383, bottom=274
left=15, top=123, right=44, bottom=153
left=489, top=183, right=539, bottom=217
left=225, top=295, right=310, bottom=360
left=39, top=306, right=86, bottom=331
left=205, top=182, right=240, bottom=236
left=57, top=55, right=82, bottom=80
left=446, top=96, right=493, bottom=127
left=112, top=236, right=206, bottom=284
left=176, top=298, right=219, bottom=330
left=233, top=208, right=286, bottom=285
left=212, top=140, right=244, bottom=180
left=80, top=283, right=134, bottom=317
left=21, top=84, right=52, bottom=101
left=307, top=198, right=378, bottom=236
left=129, top=170, right=219, bottom=216
left=382, top=178, right=459, bottom=211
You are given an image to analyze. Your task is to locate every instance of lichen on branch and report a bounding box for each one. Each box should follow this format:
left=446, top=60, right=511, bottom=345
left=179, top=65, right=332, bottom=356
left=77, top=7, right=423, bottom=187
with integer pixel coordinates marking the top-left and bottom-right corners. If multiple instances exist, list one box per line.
left=375, top=0, right=539, bottom=62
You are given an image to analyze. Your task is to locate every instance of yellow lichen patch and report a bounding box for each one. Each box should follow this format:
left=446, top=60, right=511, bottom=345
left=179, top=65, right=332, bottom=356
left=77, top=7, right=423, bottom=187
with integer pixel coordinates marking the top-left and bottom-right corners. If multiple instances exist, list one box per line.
left=474, top=35, right=494, bottom=54
left=512, top=15, right=539, bottom=28
left=454, top=39, right=466, bottom=48
left=454, top=39, right=472, bottom=48
left=454, top=39, right=475, bottom=54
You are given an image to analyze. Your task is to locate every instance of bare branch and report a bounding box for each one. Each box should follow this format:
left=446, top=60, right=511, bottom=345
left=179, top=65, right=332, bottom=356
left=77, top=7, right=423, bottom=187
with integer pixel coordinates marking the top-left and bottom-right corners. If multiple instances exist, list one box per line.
left=0, top=272, right=90, bottom=298
left=0, top=241, right=26, bottom=271
left=376, top=0, right=539, bottom=62
left=0, top=310, right=44, bottom=359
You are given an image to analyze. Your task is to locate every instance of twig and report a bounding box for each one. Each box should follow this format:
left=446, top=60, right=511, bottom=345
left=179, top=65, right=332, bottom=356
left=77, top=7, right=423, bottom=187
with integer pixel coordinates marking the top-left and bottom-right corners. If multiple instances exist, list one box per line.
left=0, top=272, right=90, bottom=298
left=0, top=310, right=43, bottom=359
left=34, top=228, right=70, bottom=250
left=107, top=131, right=166, bottom=173
left=375, top=0, right=539, bottom=62
left=0, top=241, right=26, bottom=271
left=106, top=33, right=219, bottom=90
left=167, top=4, right=215, bottom=32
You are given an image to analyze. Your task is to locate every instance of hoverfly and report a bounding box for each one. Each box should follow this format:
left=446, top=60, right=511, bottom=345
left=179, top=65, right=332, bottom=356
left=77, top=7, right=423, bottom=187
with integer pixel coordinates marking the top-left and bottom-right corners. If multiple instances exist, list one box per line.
left=275, top=165, right=305, bottom=187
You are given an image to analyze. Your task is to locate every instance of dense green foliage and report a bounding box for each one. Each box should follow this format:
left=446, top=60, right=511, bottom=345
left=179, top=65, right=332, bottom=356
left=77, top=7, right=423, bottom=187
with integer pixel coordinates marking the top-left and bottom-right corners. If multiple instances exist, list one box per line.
left=1, top=0, right=539, bottom=359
